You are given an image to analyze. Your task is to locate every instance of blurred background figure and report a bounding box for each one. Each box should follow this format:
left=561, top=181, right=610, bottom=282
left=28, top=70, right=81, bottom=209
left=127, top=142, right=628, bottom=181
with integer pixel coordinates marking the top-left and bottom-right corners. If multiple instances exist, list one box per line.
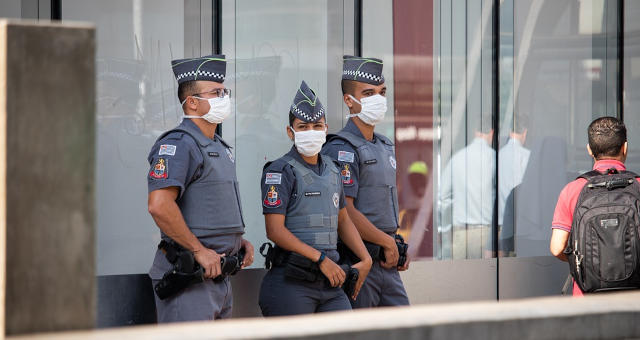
left=398, top=161, right=429, bottom=241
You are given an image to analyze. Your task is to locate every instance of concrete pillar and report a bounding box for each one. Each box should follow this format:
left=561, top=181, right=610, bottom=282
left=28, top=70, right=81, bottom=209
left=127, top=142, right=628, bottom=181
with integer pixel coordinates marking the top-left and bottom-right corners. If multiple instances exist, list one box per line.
left=0, top=19, right=96, bottom=335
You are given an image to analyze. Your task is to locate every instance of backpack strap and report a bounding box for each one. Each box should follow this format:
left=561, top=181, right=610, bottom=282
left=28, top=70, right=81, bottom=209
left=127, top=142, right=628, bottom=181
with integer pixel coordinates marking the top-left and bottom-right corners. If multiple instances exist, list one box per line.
left=576, top=170, right=605, bottom=181
left=577, top=167, right=640, bottom=181
left=619, top=170, right=640, bottom=178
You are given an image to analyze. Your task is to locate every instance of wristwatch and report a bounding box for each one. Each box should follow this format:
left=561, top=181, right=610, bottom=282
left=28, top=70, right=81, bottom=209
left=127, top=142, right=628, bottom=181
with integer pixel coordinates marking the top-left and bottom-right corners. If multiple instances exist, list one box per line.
left=316, top=251, right=326, bottom=265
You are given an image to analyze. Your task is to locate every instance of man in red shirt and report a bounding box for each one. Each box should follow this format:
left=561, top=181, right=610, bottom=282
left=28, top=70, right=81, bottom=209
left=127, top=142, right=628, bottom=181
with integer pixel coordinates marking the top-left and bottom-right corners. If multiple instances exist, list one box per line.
left=550, top=116, right=632, bottom=296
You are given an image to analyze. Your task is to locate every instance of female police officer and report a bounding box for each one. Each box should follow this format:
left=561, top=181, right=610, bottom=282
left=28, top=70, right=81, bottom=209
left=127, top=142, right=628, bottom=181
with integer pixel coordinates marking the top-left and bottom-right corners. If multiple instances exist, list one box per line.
left=258, top=81, right=372, bottom=316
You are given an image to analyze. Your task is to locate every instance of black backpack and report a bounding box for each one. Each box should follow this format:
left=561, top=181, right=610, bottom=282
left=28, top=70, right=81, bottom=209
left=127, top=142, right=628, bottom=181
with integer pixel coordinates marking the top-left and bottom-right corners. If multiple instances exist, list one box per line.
left=564, top=168, right=640, bottom=293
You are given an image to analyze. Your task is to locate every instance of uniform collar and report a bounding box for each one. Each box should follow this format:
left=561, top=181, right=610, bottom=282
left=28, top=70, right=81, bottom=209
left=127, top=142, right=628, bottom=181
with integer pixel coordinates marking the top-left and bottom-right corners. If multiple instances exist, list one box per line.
left=286, top=145, right=324, bottom=170
left=593, top=159, right=626, bottom=172
left=180, top=118, right=215, bottom=147
left=345, top=118, right=375, bottom=142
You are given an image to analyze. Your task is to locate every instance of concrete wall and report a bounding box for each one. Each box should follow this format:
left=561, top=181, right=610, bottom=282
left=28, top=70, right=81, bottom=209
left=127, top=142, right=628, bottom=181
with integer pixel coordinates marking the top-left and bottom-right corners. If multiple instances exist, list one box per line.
left=0, top=19, right=96, bottom=335
left=11, top=291, right=640, bottom=340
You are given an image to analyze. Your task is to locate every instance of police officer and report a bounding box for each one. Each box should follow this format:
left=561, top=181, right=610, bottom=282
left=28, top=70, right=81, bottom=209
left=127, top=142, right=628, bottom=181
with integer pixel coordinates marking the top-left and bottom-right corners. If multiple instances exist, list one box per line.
left=147, top=55, right=254, bottom=322
left=258, top=81, right=372, bottom=316
left=321, top=55, right=410, bottom=308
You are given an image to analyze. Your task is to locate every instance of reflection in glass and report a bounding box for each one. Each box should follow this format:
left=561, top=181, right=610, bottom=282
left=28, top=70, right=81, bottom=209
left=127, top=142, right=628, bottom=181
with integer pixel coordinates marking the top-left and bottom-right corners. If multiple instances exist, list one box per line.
left=498, top=0, right=616, bottom=257
left=228, top=0, right=345, bottom=268
left=63, top=0, right=187, bottom=275
left=435, top=0, right=495, bottom=260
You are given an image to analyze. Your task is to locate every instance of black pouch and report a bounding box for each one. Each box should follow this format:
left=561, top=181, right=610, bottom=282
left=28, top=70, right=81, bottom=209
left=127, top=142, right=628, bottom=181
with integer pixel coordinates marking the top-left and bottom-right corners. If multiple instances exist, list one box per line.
left=284, top=252, right=321, bottom=282
left=338, top=240, right=382, bottom=265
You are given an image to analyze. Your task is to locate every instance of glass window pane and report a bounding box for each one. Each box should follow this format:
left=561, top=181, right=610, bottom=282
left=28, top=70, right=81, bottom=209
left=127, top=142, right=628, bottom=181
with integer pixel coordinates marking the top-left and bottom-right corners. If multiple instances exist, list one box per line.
left=225, top=0, right=345, bottom=268
left=435, top=0, right=495, bottom=260
left=63, top=0, right=189, bottom=275
left=499, top=0, right=616, bottom=258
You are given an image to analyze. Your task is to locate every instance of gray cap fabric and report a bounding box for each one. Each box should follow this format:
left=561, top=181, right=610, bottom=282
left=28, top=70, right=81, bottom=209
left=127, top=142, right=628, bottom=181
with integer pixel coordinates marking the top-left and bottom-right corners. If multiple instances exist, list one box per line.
left=290, top=80, right=325, bottom=123
left=342, top=55, right=384, bottom=85
left=171, top=54, right=226, bottom=84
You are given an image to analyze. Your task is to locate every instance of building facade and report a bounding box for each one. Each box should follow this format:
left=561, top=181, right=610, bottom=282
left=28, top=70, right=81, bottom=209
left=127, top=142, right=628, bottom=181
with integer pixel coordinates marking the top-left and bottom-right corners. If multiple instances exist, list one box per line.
left=2, top=0, right=639, bottom=327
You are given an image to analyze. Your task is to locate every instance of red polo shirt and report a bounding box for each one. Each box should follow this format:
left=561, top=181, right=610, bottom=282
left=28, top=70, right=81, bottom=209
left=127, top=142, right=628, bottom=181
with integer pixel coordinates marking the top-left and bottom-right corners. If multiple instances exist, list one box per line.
left=551, top=159, right=639, bottom=296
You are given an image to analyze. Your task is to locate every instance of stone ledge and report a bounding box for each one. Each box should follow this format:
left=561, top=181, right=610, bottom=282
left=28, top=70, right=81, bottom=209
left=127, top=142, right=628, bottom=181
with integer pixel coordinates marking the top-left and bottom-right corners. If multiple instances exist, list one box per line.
left=9, top=291, right=640, bottom=340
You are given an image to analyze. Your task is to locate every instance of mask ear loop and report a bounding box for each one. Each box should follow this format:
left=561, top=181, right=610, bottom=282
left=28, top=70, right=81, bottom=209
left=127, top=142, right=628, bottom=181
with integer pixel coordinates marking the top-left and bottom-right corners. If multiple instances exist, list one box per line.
left=347, top=94, right=362, bottom=118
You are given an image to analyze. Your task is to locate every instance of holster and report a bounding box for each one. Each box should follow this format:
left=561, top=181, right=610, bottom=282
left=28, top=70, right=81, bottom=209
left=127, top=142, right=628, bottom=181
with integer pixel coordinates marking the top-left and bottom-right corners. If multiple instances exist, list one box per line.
left=379, top=234, right=409, bottom=267
left=154, top=240, right=204, bottom=300
left=213, top=247, right=246, bottom=283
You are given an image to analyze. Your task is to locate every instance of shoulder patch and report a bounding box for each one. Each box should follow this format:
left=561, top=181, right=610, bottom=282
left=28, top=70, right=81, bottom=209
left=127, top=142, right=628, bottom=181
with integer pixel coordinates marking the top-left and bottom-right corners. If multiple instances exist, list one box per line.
left=159, top=144, right=176, bottom=156
left=149, top=158, right=168, bottom=179
left=338, top=150, right=355, bottom=163
left=265, top=173, right=282, bottom=185
left=341, top=163, right=354, bottom=186
left=263, top=185, right=282, bottom=208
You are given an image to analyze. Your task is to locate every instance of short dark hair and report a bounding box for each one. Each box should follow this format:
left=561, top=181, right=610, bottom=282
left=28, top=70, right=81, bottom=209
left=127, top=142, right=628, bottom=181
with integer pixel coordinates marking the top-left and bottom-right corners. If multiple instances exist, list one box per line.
left=341, top=79, right=357, bottom=95
left=178, top=81, right=199, bottom=104
left=288, top=111, right=296, bottom=126
left=588, top=117, right=627, bottom=159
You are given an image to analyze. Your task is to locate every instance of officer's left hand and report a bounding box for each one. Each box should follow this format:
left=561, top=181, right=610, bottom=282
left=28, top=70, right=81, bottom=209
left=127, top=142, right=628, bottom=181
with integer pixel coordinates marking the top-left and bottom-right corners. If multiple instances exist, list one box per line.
left=398, top=254, right=410, bottom=271
left=241, top=239, right=254, bottom=268
left=351, top=256, right=373, bottom=300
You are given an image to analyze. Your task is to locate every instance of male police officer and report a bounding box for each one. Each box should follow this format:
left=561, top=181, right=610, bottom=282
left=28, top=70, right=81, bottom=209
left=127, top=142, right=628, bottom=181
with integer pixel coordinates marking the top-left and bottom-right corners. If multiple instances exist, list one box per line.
left=147, top=55, right=254, bottom=322
left=258, top=81, right=372, bottom=316
left=321, top=56, right=410, bottom=308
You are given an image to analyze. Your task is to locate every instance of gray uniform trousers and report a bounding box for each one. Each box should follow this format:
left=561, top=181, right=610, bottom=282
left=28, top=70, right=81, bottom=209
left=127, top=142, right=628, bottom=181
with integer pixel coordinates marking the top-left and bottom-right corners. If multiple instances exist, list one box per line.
left=351, top=261, right=409, bottom=308
left=152, top=275, right=233, bottom=322
left=259, top=267, right=351, bottom=316
left=149, top=234, right=241, bottom=323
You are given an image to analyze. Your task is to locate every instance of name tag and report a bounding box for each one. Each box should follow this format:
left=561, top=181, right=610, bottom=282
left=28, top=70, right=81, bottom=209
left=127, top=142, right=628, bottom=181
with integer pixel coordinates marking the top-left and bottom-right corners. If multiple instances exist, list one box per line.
left=364, top=159, right=377, bottom=165
left=208, top=152, right=220, bottom=157
left=304, top=191, right=321, bottom=197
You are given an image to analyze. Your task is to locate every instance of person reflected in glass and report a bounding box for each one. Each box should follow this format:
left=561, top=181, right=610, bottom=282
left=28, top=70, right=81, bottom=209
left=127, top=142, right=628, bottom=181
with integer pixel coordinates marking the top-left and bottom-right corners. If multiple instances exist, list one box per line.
left=398, top=161, right=428, bottom=241
left=440, top=126, right=495, bottom=260
left=497, top=116, right=530, bottom=257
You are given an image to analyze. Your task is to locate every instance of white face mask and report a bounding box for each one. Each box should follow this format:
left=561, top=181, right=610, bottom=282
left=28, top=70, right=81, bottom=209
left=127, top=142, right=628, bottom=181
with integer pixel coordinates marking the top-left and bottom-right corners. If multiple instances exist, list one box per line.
left=347, top=94, right=387, bottom=126
left=183, top=95, right=231, bottom=124
left=289, top=126, right=327, bottom=157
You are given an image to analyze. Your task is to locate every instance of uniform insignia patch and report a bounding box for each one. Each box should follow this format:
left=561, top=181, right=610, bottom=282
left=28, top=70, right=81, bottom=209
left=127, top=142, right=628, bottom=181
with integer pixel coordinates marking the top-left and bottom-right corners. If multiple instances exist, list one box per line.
left=341, top=164, right=353, bottom=185
left=332, top=192, right=340, bottom=208
left=149, top=158, right=168, bottom=179
left=265, top=173, right=282, bottom=185
left=159, top=144, right=177, bottom=156
left=226, top=148, right=235, bottom=163
left=338, top=150, right=355, bottom=163
left=389, top=156, right=397, bottom=169
left=263, top=185, right=282, bottom=208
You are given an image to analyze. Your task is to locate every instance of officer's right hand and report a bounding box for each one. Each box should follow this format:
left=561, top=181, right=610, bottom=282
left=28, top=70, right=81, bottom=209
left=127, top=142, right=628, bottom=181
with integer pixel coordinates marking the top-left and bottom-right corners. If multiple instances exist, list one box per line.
left=319, top=257, right=346, bottom=287
left=380, top=235, right=399, bottom=269
left=193, top=247, right=222, bottom=279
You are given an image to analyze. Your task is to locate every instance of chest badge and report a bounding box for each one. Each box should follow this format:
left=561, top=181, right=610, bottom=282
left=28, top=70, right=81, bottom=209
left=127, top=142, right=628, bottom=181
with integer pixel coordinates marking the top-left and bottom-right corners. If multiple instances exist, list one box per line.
left=341, top=164, right=353, bottom=185
left=225, top=148, right=235, bottom=163
left=332, top=192, right=340, bottom=208
left=263, top=185, right=282, bottom=208
left=389, top=156, right=397, bottom=170
left=149, top=158, right=168, bottom=179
